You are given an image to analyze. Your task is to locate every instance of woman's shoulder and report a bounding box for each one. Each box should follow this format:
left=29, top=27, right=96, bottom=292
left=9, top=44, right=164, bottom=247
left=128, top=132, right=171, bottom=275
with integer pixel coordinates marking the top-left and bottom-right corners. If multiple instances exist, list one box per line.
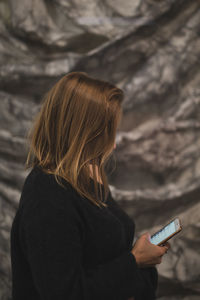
left=19, top=166, right=77, bottom=212
left=26, top=166, right=73, bottom=191
left=18, top=167, right=85, bottom=243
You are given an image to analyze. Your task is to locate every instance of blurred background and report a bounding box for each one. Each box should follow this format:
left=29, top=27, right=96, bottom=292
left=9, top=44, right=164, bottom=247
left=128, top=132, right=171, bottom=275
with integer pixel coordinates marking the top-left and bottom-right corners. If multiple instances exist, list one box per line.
left=1, top=0, right=200, bottom=299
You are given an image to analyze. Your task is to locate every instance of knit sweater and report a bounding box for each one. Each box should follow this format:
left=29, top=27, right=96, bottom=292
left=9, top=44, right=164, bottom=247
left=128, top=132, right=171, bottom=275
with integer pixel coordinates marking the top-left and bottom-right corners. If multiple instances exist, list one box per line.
left=10, top=165, right=158, bottom=300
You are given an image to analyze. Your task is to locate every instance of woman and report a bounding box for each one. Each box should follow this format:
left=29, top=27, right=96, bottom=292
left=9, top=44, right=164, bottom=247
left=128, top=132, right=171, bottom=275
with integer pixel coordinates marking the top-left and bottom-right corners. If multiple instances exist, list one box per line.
left=10, top=71, right=170, bottom=300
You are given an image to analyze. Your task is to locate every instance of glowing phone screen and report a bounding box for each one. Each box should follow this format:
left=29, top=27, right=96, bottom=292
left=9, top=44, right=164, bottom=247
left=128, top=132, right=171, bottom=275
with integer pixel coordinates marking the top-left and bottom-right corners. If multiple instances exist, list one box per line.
left=150, top=221, right=176, bottom=245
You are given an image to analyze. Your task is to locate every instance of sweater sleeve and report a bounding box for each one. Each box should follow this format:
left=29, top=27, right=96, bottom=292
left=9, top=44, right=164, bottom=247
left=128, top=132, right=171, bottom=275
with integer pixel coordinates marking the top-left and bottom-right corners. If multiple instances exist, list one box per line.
left=19, top=184, right=155, bottom=300
left=140, top=267, right=158, bottom=291
left=133, top=267, right=158, bottom=300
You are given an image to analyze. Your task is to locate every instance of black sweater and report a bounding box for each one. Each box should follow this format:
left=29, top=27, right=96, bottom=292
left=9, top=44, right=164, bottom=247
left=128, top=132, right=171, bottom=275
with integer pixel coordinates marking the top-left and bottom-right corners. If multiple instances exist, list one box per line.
left=10, top=166, right=158, bottom=300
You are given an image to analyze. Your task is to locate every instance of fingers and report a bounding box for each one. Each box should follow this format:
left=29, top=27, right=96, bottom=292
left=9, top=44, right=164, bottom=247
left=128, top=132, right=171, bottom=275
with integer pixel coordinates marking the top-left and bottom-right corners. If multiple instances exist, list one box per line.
left=157, top=257, right=162, bottom=264
left=163, top=241, right=171, bottom=249
left=162, top=242, right=170, bottom=254
left=156, top=246, right=167, bottom=257
left=163, top=246, right=168, bottom=255
left=158, top=241, right=171, bottom=255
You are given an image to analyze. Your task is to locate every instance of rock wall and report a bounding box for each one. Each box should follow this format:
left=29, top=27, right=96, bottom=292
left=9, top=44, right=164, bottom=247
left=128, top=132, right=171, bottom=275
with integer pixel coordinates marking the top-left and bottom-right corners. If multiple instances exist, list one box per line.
left=0, top=0, right=200, bottom=299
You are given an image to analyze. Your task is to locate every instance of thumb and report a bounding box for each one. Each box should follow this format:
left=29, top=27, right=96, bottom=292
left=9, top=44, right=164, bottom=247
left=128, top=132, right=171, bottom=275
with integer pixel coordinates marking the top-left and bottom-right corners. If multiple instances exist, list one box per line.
left=143, top=232, right=151, bottom=242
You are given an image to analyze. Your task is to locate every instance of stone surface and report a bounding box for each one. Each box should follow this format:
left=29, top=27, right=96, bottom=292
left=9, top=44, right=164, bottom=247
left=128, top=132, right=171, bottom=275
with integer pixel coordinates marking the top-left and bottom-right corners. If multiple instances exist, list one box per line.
left=0, top=0, right=200, bottom=299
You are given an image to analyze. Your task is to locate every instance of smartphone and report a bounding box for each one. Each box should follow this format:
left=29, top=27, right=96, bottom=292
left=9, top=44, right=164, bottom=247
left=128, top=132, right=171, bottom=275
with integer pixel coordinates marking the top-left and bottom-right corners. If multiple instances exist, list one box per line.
left=150, top=218, right=182, bottom=246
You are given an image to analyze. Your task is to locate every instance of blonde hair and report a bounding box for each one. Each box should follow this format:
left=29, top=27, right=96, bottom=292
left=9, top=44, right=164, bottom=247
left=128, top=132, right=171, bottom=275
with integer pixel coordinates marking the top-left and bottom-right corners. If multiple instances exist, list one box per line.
left=25, top=71, right=123, bottom=208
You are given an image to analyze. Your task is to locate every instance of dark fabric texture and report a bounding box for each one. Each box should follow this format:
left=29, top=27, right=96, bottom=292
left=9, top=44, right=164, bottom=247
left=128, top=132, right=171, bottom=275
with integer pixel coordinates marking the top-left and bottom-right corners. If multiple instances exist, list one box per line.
left=10, top=166, right=158, bottom=300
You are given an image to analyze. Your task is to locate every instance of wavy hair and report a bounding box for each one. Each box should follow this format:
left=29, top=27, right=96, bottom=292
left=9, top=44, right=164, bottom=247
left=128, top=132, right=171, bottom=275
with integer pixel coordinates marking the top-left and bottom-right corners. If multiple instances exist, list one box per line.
left=25, top=71, right=123, bottom=208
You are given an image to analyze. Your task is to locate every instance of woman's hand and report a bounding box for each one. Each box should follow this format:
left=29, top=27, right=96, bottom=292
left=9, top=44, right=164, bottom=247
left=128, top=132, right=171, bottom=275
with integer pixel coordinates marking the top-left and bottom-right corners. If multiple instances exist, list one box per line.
left=131, top=232, right=170, bottom=268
